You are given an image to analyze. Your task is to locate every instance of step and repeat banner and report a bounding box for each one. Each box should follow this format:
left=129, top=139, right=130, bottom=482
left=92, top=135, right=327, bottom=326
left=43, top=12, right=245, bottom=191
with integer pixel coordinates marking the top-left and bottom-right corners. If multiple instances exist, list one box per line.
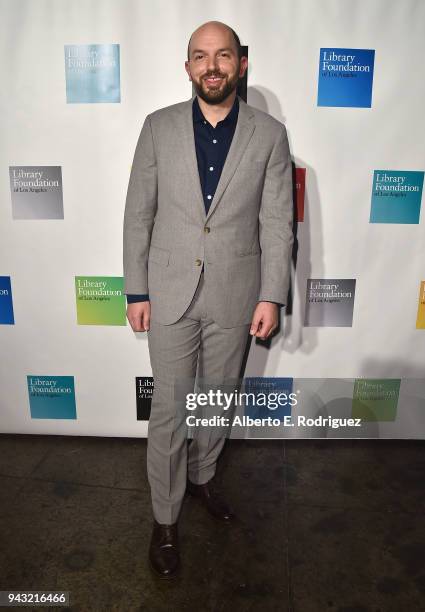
left=1, top=0, right=424, bottom=439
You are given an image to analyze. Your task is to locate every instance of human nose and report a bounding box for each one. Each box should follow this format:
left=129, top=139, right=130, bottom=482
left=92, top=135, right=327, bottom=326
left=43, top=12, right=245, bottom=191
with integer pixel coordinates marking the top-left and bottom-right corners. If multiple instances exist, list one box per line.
left=206, top=54, right=219, bottom=73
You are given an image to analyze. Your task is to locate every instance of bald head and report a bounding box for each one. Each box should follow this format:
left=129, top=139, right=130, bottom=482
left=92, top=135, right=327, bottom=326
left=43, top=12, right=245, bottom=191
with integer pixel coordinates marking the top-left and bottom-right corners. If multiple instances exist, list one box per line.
left=187, top=21, right=242, bottom=61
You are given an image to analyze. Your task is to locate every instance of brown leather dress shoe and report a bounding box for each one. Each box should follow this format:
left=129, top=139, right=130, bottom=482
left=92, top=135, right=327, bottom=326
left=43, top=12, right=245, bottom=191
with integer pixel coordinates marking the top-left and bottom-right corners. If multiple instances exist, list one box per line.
left=149, top=519, right=180, bottom=579
left=186, top=479, right=235, bottom=522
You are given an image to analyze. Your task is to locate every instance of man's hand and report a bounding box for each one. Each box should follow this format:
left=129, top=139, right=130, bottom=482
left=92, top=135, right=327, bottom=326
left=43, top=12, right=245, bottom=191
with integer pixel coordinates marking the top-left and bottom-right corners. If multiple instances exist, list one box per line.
left=250, top=302, right=278, bottom=340
left=127, top=301, right=151, bottom=332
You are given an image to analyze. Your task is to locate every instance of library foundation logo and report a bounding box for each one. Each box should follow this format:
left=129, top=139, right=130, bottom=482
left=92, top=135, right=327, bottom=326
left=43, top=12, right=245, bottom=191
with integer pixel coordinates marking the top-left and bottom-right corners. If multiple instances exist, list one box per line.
left=136, top=376, right=154, bottom=420
left=75, top=276, right=126, bottom=325
left=9, top=166, right=63, bottom=219
left=27, top=375, right=76, bottom=419
left=243, top=377, right=295, bottom=423
left=317, top=48, right=375, bottom=107
left=304, top=279, right=356, bottom=327
left=0, top=276, right=14, bottom=324
left=65, top=44, right=120, bottom=103
left=416, top=281, right=425, bottom=329
left=370, top=170, right=424, bottom=223
left=352, top=379, right=400, bottom=421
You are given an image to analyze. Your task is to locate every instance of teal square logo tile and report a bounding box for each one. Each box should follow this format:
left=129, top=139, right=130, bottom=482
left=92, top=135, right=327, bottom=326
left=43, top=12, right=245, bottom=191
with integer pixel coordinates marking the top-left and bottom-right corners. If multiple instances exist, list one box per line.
left=370, top=171, right=423, bottom=223
left=27, top=376, right=76, bottom=419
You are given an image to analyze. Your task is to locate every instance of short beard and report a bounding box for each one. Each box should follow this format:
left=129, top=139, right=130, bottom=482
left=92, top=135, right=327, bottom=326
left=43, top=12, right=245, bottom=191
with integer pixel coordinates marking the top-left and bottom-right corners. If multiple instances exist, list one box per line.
left=193, top=71, right=240, bottom=105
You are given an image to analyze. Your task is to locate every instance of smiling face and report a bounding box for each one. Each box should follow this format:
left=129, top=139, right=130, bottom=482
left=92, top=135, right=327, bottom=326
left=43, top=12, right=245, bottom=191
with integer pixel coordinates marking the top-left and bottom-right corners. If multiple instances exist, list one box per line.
left=185, top=22, right=247, bottom=105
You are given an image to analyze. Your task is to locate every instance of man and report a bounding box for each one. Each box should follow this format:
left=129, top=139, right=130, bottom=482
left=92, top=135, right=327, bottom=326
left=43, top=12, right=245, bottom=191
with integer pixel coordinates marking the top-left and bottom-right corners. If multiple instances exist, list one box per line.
left=123, top=20, right=293, bottom=578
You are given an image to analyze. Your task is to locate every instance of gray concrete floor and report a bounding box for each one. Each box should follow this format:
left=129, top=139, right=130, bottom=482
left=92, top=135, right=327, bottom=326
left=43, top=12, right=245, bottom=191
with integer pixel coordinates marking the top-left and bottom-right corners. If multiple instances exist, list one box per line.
left=0, top=435, right=424, bottom=611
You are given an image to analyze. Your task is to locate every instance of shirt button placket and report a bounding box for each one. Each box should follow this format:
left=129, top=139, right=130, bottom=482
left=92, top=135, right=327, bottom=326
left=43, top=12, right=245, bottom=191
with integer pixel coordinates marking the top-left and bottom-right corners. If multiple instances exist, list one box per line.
left=206, top=127, right=217, bottom=206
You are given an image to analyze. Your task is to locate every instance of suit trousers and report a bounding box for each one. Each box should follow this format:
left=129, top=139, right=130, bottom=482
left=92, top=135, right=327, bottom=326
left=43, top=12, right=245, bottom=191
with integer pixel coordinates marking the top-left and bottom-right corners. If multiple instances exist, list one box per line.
left=146, top=271, right=251, bottom=524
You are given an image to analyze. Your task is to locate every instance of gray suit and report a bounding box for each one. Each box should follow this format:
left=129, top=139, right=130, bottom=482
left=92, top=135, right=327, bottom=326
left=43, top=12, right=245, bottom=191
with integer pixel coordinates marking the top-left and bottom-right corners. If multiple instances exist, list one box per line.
left=123, top=95, right=293, bottom=522
left=123, top=95, right=293, bottom=327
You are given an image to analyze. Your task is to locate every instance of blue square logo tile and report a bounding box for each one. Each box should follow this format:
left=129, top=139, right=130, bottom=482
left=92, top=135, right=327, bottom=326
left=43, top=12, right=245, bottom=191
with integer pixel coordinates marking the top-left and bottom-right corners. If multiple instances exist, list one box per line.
left=317, top=48, right=375, bottom=108
left=0, top=276, right=14, bottom=324
left=243, top=377, right=293, bottom=422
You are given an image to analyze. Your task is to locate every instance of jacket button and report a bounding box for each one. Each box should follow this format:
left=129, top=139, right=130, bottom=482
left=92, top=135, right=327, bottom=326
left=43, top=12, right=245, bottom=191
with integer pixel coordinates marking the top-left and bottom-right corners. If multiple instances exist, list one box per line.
left=204, top=226, right=210, bottom=233
left=195, top=258, right=202, bottom=266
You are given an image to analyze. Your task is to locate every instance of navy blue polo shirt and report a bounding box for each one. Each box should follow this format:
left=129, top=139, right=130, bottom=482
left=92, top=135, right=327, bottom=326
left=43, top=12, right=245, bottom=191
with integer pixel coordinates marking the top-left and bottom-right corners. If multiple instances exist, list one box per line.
left=126, top=96, right=282, bottom=308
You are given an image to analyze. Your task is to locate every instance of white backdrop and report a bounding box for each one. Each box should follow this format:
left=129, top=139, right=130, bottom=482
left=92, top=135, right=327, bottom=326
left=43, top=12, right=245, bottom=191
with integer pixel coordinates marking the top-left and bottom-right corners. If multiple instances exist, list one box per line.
left=1, top=0, right=424, bottom=437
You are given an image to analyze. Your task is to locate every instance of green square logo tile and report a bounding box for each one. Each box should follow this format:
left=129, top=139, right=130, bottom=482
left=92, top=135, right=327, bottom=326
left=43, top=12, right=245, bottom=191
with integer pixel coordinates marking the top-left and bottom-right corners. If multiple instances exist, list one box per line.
left=75, top=276, right=126, bottom=325
left=352, top=379, right=400, bottom=421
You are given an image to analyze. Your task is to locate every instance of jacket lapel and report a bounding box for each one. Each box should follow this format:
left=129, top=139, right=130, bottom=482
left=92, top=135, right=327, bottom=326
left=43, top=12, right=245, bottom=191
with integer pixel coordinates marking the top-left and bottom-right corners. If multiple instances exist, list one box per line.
left=178, top=96, right=207, bottom=221
left=178, top=95, right=256, bottom=222
left=206, top=97, right=255, bottom=222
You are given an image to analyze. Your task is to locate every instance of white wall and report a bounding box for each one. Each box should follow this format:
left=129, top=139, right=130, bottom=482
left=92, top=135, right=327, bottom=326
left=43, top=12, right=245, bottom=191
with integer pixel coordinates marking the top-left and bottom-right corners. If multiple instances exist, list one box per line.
left=1, top=0, right=424, bottom=436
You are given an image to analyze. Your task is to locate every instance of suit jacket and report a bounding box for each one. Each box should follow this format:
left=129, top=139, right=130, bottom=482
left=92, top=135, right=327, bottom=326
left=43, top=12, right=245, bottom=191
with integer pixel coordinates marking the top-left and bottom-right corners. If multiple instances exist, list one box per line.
left=123, top=95, right=293, bottom=328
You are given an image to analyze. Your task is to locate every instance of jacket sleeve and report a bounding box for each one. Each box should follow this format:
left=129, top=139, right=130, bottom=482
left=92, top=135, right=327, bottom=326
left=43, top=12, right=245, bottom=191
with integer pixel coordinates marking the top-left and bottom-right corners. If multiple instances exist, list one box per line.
left=258, top=125, right=294, bottom=305
left=123, top=114, right=157, bottom=295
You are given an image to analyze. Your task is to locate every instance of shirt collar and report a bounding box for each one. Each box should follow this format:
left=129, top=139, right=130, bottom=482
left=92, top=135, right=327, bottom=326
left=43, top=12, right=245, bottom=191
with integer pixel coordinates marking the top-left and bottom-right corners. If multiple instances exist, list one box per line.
left=192, top=95, right=239, bottom=127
